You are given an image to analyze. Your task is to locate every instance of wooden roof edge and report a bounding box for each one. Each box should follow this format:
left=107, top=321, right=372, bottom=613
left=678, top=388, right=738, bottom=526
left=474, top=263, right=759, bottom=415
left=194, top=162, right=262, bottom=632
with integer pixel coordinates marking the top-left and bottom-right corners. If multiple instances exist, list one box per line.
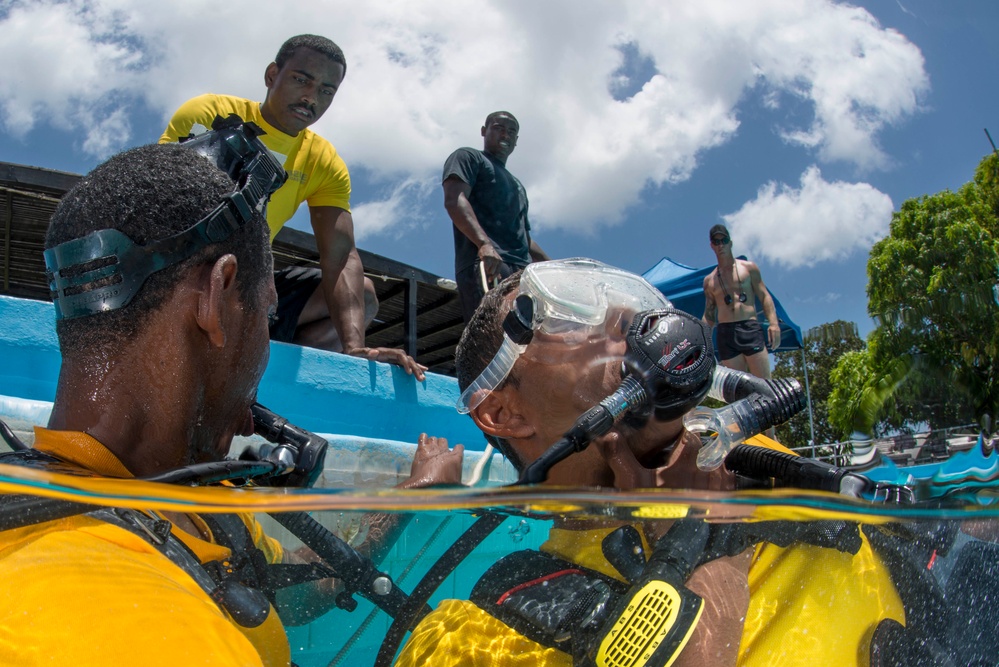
left=0, top=162, right=83, bottom=196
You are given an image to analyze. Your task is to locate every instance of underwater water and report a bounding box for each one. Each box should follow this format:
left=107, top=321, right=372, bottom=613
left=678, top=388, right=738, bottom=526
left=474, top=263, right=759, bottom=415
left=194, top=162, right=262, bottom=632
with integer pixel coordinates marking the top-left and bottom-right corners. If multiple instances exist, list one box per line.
left=1, top=453, right=998, bottom=667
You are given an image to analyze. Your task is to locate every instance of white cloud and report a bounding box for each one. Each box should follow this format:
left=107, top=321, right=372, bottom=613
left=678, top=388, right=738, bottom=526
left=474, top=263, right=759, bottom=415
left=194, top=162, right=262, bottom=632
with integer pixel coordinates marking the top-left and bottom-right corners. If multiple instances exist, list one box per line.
left=723, top=165, right=893, bottom=268
left=794, top=292, right=843, bottom=304
left=0, top=0, right=927, bottom=235
left=0, top=2, right=142, bottom=141
left=350, top=177, right=435, bottom=241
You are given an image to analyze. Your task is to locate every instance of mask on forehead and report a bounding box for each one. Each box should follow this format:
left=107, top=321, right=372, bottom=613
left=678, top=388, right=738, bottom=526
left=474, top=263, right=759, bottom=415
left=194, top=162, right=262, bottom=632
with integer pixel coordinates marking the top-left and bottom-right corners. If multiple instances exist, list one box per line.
left=44, top=114, right=287, bottom=321
left=457, top=258, right=671, bottom=414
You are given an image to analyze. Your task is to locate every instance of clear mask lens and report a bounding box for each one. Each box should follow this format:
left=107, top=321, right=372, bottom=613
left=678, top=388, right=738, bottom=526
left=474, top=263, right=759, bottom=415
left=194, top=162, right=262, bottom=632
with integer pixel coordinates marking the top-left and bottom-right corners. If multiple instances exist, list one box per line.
left=456, top=258, right=670, bottom=413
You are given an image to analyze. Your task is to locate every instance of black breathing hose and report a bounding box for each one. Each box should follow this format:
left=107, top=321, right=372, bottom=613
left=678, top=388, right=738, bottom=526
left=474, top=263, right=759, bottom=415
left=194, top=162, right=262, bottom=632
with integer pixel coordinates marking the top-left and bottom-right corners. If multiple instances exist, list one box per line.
left=517, top=375, right=648, bottom=484
left=729, top=378, right=807, bottom=437
left=0, top=419, right=29, bottom=452
left=374, top=511, right=506, bottom=667
left=724, top=444, right=872, bottom=498
left=268, top=510, right=419, bottom=619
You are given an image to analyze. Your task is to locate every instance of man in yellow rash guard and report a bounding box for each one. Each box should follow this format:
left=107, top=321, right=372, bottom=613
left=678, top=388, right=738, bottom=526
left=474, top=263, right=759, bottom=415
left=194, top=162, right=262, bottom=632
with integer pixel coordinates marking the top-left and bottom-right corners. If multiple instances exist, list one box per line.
left=0, top=428, right=289, bottom=667
left=396, top=270, right=904, bottom=667
left=0, top=143, right=303, bottom=666
left=160, top=34, right=427, bottom=381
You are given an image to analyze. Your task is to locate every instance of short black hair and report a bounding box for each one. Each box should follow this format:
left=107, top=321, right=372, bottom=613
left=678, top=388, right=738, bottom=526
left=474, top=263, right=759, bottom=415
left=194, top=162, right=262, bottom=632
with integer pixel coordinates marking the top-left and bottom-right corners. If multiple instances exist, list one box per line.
left=275, top=34, right=347, bottom=76
left=484, top=111, right=519, bottom=131
left=45, top=143, right=271, bottom=358
left=455, top=273, right=525, bottom=468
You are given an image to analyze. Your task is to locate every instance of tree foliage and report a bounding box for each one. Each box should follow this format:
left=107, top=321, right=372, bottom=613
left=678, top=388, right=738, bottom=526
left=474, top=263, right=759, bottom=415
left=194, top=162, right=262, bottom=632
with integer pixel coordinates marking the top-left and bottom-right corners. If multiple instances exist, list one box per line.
left=828, top=153, right=999, bottom=436
left=772, top=320, right=865, bottom=449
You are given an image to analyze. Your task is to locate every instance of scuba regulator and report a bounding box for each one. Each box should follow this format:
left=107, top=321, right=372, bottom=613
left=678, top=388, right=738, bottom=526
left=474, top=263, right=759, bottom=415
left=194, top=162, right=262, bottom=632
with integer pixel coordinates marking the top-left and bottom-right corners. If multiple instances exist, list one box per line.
left=517, top=306, right=807, bottom=483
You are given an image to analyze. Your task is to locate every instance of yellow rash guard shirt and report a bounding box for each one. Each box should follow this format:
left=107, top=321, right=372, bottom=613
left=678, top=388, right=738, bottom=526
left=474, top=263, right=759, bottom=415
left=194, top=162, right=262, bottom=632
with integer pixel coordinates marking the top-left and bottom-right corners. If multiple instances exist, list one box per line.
left=0, top=427, right=290, bottom=667
left=160, top=93, right=351, bottom=241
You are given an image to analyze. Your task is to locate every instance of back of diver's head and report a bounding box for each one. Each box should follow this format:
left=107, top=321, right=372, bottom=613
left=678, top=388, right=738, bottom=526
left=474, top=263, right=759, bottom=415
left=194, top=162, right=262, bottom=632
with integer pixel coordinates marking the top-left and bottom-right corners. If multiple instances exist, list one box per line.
left=45, top=143, right=270, bottom=359
left=455, top=273, right=526, bottom=468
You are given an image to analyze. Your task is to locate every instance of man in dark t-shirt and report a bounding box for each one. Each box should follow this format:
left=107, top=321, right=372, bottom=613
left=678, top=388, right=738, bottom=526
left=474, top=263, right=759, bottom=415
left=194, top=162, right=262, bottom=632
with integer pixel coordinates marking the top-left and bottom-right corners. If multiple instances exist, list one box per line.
left=442, top=111, right=550, bottom=323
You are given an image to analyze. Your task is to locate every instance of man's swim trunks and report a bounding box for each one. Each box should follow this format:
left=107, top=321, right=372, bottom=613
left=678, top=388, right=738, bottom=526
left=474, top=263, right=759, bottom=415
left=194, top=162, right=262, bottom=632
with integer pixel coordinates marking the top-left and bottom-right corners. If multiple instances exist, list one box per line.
left=715, top=319, right=767, bottom=360
left=270, top=266, right=322, bottom=343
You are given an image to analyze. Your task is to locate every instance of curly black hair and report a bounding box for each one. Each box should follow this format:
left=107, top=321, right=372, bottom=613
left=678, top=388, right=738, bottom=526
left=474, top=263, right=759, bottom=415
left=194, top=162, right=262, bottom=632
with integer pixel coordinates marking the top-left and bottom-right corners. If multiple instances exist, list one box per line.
left=46, top=143, right=271, bottom=358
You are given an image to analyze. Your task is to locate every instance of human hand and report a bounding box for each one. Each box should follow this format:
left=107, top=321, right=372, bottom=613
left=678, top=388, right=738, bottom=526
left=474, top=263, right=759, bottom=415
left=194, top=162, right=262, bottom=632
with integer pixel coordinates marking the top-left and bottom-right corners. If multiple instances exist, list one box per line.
left=594, top=429, right=735, bottom=492
left=592, top=431, right=658, bottom=490
left=477, top=243, right=505, bottom=284
left=398, top=433, right=465, bottom=489
left=345, top=346, right=428, bottom=382
left=767, top=323, right=781, bottom=350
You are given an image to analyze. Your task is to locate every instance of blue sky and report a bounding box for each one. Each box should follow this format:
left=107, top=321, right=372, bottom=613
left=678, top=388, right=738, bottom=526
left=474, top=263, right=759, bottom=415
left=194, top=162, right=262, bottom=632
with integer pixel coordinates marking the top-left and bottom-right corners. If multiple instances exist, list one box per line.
left=1, top=0, right=996, bottom=337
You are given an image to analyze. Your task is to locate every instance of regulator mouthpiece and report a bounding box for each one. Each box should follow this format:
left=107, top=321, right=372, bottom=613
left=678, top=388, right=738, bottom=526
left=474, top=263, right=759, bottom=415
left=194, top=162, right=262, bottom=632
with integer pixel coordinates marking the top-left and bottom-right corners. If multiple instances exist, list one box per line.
left=685, top=377, right=806, bottom=470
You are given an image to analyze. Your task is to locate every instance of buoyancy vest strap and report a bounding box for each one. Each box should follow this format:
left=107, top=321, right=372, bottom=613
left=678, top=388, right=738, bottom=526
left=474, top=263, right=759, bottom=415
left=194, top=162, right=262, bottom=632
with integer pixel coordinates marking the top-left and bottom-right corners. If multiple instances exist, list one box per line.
left=93, top=506, right=273, bottom=629
left=471, top=550, right=627, bottom=652
left=199, top=513, right=337, bottom=603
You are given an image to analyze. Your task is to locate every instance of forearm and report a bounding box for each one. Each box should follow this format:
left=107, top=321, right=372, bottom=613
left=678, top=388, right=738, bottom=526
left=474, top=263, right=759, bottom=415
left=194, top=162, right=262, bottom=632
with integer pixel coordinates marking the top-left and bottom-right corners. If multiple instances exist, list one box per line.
left=321, top=247, right=367, bottom=352
left=445, top=198, right=492, bottom=251
left=703, top=303, right=717, bottom=329
left=678, top=552, right=751, bottom=666
left=760, top=294, right=779, bottom=327
left=528, top=238, right=549, bottom=263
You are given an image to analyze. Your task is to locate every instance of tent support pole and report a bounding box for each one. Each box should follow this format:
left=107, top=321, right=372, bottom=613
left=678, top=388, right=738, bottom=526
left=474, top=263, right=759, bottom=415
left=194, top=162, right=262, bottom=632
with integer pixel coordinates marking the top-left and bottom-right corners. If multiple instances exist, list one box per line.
left=801, top=347, right=816, bottom=457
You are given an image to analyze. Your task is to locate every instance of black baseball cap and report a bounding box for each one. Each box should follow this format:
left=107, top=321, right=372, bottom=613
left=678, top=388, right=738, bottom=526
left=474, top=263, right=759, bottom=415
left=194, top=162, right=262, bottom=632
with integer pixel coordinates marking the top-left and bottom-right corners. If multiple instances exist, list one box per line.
left=709, top=224, right=729, bottom=240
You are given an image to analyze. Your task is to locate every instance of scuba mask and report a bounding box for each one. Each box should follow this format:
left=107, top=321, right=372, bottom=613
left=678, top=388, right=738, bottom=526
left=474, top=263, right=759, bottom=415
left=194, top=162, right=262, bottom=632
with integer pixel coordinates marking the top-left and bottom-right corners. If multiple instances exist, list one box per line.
left=456, top=258, right=672, bottom=414
left=44, top=114, right=287, bottom=321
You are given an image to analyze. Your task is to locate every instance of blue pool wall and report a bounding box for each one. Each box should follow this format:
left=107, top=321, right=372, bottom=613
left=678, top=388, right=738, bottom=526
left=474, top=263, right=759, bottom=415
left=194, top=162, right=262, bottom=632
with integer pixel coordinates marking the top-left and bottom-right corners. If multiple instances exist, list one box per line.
left=0, top=294, right=489, bottom=451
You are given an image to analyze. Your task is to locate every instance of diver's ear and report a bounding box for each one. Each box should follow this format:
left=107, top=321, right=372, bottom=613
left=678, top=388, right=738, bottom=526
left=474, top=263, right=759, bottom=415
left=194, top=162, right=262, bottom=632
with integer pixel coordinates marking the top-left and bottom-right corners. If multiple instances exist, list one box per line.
left=195, top=254, right=239, bottom=348
left=471, top=387, right=534, bottom=440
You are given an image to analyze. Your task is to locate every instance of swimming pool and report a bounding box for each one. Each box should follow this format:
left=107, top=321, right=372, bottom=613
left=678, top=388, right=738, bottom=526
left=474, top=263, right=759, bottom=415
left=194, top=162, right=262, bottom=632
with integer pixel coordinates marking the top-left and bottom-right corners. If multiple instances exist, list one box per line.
left=3, top=292, right=999, bottom=666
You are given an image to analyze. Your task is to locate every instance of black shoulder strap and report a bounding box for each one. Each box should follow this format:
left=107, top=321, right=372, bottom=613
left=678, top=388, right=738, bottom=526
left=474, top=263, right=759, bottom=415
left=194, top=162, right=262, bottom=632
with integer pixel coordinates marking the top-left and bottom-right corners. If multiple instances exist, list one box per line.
left=470, top=550, right=626, bottom=652
left=0, top=448, right=94, bottom=476
left=200, top=513, right=336, bottom=603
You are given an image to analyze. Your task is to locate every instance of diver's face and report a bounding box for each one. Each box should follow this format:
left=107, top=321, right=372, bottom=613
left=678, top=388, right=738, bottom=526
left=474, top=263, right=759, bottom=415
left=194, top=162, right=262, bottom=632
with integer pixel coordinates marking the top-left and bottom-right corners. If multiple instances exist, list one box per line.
left=506, top=293, right=633, bottom=447
left=482, top=116, right=519, bottom=161
left=261, top=48, right=344, bottom=136
left=710, top=234, right=731, bottom=258
left=197, top=247, right=277, bottom=464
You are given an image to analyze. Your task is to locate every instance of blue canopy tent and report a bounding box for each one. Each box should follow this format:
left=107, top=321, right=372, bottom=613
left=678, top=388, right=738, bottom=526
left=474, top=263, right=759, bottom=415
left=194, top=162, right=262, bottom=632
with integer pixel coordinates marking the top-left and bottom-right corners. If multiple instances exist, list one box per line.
left=642, top=256, right=804, bottom=352
left=643, top=256, right=816, bottom=450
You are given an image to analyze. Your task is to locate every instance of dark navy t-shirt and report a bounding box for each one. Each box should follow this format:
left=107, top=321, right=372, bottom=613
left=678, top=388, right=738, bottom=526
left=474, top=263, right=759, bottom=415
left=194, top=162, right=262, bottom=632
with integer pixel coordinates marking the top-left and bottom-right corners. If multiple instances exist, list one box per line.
left=443, top=147, right=532, bottom=273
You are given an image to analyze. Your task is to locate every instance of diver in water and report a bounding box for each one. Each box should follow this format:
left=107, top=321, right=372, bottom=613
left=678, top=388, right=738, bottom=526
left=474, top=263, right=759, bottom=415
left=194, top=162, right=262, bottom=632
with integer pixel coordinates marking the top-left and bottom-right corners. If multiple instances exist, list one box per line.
left=395, top=260, right=905, bottom=667
left=0, top=139, right=459, bottom=666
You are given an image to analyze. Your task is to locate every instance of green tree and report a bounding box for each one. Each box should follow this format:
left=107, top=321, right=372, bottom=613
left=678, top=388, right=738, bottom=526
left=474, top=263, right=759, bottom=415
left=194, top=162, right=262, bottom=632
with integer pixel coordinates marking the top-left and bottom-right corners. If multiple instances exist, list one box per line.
left=773, top=320, right=865, bottom=449
left=830, top=152, right=999, bottom=436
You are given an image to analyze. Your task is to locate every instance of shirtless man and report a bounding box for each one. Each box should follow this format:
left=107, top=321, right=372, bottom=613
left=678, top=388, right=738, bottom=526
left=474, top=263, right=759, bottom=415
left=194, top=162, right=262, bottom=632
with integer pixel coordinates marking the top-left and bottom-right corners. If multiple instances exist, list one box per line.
left=702, top=224, right=781, bottom=379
